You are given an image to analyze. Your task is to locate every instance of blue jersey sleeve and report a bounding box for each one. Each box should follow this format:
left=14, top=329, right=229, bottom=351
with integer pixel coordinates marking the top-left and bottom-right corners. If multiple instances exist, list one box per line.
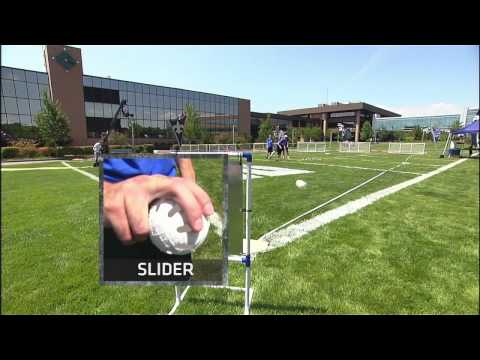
left=103, top=158, right=177, bottom=183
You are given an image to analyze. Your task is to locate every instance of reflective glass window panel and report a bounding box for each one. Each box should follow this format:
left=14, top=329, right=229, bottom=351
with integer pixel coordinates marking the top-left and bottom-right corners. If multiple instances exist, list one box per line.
left=127, top=82, right=136, bottom=92
left=92, top=77, right=102, bottom=88
left=158, top=110, right=164, bottom=121
left=156, top=87, right=164, bottom=96
left=14, top=81, right=28, bottom=98
left=7, top=114, right=19, bottom=123
left=119, top=91, right=128, bottom=103
left=234, top=99, right=239, bottom=115
left=1, top=67, right=14, bottom=80
left=118, top=81, right=127, bottom=91
left=101, top=78, right=110, bottom=89
left=20, top=115, right=32, bottom=125
left=151, top=108, right=158, bottom=121
left=136, top=106, right=144, bottom=119
left=38, top=84, right=49, bottom=98
left=85, top=102, right=95, bottom=117
left=135, top=92, right=143, bottom=106
left=141, top=84, right=149, bottom=93
left=134, top=83, right=142, bottom=93
left=37, top=73, right=49, bottom=85
left=103, top=103, right=113, bottom=118
left=163, top=96, right=170, bottom=107
left=12, top=69, right=26, bottom=81
left=27, top=83, right=40, bottom=99
left=150, top=94, right=157, bottom=107
left=25, top=71, right=37, bottom=83
left=17, top=98, right=30, bottom=115
left=1, top=113, right=7, bottom=123
left=143, top=107, right=151, bottom=120
left=94, top=103, right=104, bottom=117
left=83, top=76, right=93, bottom=87
left=4, top=97, right=18, bottom=113
left=143, top=93, right=150, bottom=107
left=127, top=92, right=136, bottom=105
left=110, top=79, right=119, bottom=90
left=129, top=105, right=137, bottom=118
left=1, top=79, right=16, bottom=97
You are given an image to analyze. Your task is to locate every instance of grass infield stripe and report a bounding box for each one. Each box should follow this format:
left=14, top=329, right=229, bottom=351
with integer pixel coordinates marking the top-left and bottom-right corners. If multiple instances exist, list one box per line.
left=255, top=159, right=423, bottom=176
left=61, top=161, right=99, bottom=182
left=259, top=158, right=468, bottom=251
left=257, top=170, right=389, bottom=243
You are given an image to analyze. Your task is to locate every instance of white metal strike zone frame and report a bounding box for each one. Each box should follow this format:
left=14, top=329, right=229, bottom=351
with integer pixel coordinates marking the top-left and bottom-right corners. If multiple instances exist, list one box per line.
left=388, top=142, right=426, bottom=155
left=339, top=142, right=371, bottom=153
left=168, top=152, right=254, bottom=315
left=295, top=142, right=327, bottom=153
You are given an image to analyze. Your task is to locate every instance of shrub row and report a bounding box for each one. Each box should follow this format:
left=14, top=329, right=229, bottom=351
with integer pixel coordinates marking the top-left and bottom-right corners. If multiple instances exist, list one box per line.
left=1, top=144, right=156, bottom=159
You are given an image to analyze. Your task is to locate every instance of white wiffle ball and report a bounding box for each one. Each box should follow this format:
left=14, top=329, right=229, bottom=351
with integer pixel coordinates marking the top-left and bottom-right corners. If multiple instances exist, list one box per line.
left=149, top=199, right=210, bottom=255
left=296, top=179, right=307, bottom=189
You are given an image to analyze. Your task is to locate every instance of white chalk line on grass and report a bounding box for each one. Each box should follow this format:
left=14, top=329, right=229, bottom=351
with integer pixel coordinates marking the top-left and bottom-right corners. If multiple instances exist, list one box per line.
left=2, top=166, right=92, bottom=171
left=256, top=159, right=422, bottom=175
left=61, top=161, right=99, bottom=182
left=255, top=158, right=467, bottom=253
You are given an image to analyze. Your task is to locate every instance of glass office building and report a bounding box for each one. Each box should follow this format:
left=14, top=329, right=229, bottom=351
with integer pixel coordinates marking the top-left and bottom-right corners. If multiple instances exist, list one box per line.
left=373, top=114, right=462, bottom=131
left=82, top=74, right=240, bottom=139
left=1, top=67, right=50, bottom=127
left=1, top=65, right=242, bottom=141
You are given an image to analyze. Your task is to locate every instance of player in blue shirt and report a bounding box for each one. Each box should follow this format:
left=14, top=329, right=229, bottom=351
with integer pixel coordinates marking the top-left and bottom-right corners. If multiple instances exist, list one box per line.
left=266, top=135, right=273, bottom=159
left=103, top=157, right=213, bottom=245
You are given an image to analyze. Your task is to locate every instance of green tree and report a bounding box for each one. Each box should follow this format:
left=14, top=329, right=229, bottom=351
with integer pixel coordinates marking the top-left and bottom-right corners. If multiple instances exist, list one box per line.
left=412, top=126, right=423, bottom=140
left=202, top=131, right=214, bottom=144
left=128, top=121, right=145, bottom=138
left=310, top=127, right=323, bottom=141
left=360, top=121, right=373, bottom=141
left=451, top=119, right=461, bottom=130
left=34, top=91, right=71, bottom=147
left=184, top=104, right=204, bottom=143
left=257, top=114, right=273, bottom=142
left=302, top=126, right=322, bottom=141
left=109, top=131, right=129, bottom=145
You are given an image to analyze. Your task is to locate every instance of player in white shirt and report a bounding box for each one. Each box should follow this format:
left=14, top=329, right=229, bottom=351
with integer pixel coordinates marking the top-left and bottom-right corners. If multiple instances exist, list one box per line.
left=93, top=141, right=102, bottom=167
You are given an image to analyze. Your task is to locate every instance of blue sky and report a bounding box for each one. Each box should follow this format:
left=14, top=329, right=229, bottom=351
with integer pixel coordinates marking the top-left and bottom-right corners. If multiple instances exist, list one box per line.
left=2, top=45, right=478, bottom=116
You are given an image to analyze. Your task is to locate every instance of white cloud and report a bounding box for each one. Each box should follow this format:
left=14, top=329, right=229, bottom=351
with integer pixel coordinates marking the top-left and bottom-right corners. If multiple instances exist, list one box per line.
left=377, top=102, right=476, bottom=117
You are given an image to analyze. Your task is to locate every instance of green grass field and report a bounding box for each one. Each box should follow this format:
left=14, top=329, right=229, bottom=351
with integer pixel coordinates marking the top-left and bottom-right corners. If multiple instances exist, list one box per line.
left=2, top=143, right=479, bottom=314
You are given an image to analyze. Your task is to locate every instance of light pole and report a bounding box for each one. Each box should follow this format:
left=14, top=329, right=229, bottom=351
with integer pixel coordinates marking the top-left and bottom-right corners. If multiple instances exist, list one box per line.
left=130, top=118, right=135, bottom=148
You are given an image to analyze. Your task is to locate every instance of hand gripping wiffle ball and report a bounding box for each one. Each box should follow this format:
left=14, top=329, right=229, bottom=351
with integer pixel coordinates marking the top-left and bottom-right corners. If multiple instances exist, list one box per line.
left=149, top=199, right=210, bottom=255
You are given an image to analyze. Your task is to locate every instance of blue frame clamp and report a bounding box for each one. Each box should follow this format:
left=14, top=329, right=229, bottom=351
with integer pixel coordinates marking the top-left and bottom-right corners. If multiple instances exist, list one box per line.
left=242, top=152, right=252, bottom=163
left=241, top=255, right=251, bottom=267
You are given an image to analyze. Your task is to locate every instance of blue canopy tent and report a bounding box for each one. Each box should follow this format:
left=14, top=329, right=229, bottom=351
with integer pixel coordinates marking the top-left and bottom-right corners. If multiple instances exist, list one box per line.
left=452, top=120, right=479, bottom=135
left=441, top=120, right=479, bottom=158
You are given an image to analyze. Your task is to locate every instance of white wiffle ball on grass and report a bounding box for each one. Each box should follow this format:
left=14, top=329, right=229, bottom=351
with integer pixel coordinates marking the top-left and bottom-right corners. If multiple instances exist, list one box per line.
left=296, top=179, right=307, bottom=189
left=149, top=199, right=210, bottom=255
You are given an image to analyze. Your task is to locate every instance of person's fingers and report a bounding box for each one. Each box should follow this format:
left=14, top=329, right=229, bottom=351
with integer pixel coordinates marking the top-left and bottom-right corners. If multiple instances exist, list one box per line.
left=181, top=179, right=214, bottom=217
left=141, top=175, right=208, bottom=233
left=123, top=192, right=150, bottom=242
left=169, top=182, right=204, bottom=232
left=108, top=204, right=133, bottom=244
